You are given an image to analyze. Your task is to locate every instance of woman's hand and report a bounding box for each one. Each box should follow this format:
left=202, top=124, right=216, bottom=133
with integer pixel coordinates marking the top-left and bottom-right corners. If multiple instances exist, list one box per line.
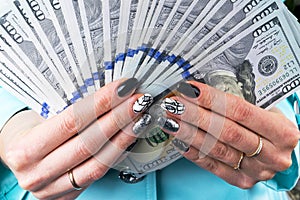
left=159, top=81, right=300, bottom=189
left=0, top=78, right=153, bottom=199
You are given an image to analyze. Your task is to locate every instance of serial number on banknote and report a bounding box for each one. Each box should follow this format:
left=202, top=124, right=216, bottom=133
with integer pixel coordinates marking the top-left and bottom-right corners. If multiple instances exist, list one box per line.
left=257, top=60, right=298, bottom=96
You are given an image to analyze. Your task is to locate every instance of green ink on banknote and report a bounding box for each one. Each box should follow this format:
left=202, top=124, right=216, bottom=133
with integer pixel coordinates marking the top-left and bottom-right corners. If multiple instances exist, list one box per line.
left=146, top=127, right=169, bottom=147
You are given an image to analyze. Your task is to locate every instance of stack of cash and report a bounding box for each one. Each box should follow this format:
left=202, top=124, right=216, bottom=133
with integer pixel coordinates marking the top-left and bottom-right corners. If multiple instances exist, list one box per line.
left=1, top=0, right=300, bottom=177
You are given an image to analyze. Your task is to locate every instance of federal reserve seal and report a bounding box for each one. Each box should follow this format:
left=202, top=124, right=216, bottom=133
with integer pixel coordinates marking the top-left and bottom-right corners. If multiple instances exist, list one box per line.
left=258, top=55, right=278, bottom=76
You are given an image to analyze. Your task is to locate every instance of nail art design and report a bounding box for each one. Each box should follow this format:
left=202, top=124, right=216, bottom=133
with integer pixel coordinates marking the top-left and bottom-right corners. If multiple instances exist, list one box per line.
left=177, top=82, right=200, bottom=98
left=133, top=94, right=153, bottom=113
left=119, top=171, right=145, bottom=184
left=161, top=98, right=185, bottom=115
left=117, top=78, right=138, bottom=97
left=172, top=138, right=189, bottom=152
left=157, top=116, right=179, bottom=132
left=132, top=114, right=152, bottom=135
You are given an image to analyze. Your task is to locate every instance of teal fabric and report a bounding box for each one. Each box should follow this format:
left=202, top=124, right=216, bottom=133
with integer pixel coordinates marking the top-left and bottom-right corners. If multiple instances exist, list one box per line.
left=0, top=86, right=299, bottom=200
left=0, top=163, right=28, bottom=200
left=23, top=159, right=291, bottom=200
left=0, top=163, right=292, bottom=200
left=264, top=93, right=300, bottom=191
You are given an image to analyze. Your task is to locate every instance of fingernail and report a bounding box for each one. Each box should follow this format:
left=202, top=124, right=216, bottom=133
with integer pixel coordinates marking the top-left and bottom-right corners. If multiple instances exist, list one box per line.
left=132, top=114, right=152, bottom=135
left=161, top=98, right=185, bottom=115
left=172, top=138, right=189, bottom=152
left=133, top=94, right=153, bottom=113
left=117, top=78, right=138, bottom=97
left=157, top=116, right=179, bottom=132
left=177, top=82, right=200, bottom=98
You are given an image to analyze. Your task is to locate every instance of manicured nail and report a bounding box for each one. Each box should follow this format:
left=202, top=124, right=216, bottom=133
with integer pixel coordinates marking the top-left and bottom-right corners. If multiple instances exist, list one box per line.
left=177, top=82, right=200, bottom=98
left=117, top=78, right=138, bottom=97
left=172, top=138, right=189, bottom=152
left=161, top=98, right=185, bottom=115
left=133, top=94, right=153, bottom=113
left=118, top=171, right=145, bottom=184
left=132, top=114, right=152, bottom=135
left=157, top=116, right=179, bottom=132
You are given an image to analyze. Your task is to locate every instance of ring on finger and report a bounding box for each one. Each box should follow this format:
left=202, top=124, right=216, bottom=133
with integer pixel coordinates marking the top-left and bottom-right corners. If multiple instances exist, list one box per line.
left=67, top=169, right=82, bottom=191
left=233, top=152, right=244, bottom=170
left=246, top=136, right=263, bottom=158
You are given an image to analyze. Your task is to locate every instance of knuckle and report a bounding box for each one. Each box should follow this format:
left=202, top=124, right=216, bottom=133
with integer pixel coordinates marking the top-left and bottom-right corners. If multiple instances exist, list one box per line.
left=109, top=113, right=122, bottom=132
left=201, top=87, right=216, bottom=109
left=60, top=110, right=78, bottom=134
left=222, top=125, right=243, bottom=145
left=211, top=143, right=229, bottom=160
left=231, top=100, right=253, bottom=123
left=236, top=175, right=256, bottom=189
left=116, top=134, right=135, bottom=152
left=283, top=128, right=299, bottom=149
left=276, top=157, right=293, bottom=171
left=88, top=165, right=107, bottom=182
left=116, top=99, right=136, bottom=121
left=95, top=93, right=112, bottom=113
left=108, top=133, right=134, bottom=154
left=238, top=180, right=256, bottom=189
left=111, top=106, right=134, bottom=131
left=257, top=170, right=275, bottom=181
left=199, top=158, right=219, bottom=173
left=196, top=111, right=210, bottom=130
left=18, top=173, right=44, bottom=191
left=17, top=177, right=31, bottom=191
left=112, top=113, right=124, bottom=129
left=5, top=147, right=30, bottom=171
left=291, top=132, right=300, bottom=149
left=75, top=142, right=93, bottom=158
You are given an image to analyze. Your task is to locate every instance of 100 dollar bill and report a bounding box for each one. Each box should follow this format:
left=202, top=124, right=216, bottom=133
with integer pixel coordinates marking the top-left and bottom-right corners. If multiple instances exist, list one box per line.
left=119, top=8, right=300, bottom=177
left=0, top=2, right=68, bottom=110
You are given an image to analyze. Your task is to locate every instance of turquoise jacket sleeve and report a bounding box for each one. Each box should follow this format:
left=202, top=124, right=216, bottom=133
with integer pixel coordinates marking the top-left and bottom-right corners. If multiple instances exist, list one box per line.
left=264, top=93, right=300, bottom=191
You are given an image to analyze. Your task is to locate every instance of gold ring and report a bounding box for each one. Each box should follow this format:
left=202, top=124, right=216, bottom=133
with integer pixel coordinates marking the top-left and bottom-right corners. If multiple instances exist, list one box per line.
left=246, top=136, right=263, bottom=157
left=233, top=152, right=244, bottom=170
left=67, top=169, right=82, bottom=191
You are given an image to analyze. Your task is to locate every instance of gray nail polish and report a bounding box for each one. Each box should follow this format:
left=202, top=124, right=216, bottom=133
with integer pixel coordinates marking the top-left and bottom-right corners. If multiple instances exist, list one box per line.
left=172, top=138, right=189, bottom=152
left=132, top=114, right=152, bottom=135
left=177, top=82, right=200, bottom=98
left=133, top=94, right=153, bottom=113
left=157, top=117, right=179, bottom=132
left=117, top=78, right=138, bottom=97
left=161, top=98, right=185, bottom=115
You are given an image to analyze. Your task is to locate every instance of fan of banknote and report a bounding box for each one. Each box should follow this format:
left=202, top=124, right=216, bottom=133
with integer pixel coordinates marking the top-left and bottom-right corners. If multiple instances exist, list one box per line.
left=1, top=0, right=300, bottom=178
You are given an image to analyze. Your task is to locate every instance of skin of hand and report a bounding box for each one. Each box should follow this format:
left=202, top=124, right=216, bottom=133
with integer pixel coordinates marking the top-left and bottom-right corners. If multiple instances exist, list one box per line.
left=0, top=78, right=152, bottom=199
left=160, top=81, right=300, bottom=189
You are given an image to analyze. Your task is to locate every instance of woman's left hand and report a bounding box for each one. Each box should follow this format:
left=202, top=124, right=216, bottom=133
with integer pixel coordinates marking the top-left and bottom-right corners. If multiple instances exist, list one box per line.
left=159, top=81, right=300, bottom=189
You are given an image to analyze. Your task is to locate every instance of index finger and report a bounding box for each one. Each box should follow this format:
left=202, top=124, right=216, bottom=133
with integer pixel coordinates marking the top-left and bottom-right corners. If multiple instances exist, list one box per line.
left=23, top=78, right=139, bottom=154
left=176, top=81, right=297, bottom=141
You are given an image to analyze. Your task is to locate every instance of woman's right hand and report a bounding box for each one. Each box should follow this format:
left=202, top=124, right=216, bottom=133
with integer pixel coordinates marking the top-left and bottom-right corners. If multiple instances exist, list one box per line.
left=0, top=78, right=153, bottom=199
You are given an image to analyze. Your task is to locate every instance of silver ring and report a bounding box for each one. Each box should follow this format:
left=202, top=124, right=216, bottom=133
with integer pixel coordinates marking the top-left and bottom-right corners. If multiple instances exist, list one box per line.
left=67, top=169, right=82, bottom=191
left=246, top=136, right=263, bottom=158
